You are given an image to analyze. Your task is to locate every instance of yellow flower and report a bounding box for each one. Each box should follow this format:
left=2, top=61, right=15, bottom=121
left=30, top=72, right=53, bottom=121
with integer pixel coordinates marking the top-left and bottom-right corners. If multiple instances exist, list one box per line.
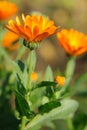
left=2, top=31, right=19, bottom=51
left=55, top=76, right=65, bottom=86
left=0, top=1, right=18, bottom=20
left=31, top=72, right=38, bottom=81
left=5, top=14, right=59, bottom=48
left=57, top=29, right=87, bottom=56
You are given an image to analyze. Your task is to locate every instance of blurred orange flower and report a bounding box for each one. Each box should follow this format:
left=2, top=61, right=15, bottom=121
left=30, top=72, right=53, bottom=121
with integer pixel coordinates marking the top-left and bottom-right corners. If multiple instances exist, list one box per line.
left=5, top=14, right=59, bottom=44
left=0, top=1, right=18, bottom=20
left=57, top=29, right=87, bottom=56
left=55, top=76, right=65, bottom=86
left=31, top=72, right=38, bottom=81
left=2, top=31, right=19, bottom=51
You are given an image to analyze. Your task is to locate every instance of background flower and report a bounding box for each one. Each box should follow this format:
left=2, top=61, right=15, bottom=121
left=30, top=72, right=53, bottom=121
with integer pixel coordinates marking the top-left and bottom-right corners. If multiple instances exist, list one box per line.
left=57, top=29, right=87, bottom=56
left=0, top=1, right=18, bottom=20
left=2, top=31, right=19, bottom=51
left=55, top=76, right=65, bottom=86
left=31, top=72, right=38, bottom=81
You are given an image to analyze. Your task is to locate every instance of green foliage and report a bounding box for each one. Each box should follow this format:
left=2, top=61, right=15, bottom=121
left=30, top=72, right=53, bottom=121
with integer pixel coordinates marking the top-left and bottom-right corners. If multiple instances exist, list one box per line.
left=17, top=60, right=25, bottom=72
left=44, top=66, right=53, bottom=81
left=15, top=91, right=34, bottom=119
left=0, top=7, right=87, bottom=130
left=0, top=71, right=19, bottom=130
left=16, top=74, right=26, bottom=95
left=73, top=112, right=87, bottom=130
left=39, top=100, right=61, bottom=114
left=36, top=81, right=57, bottom=89
left=25, top=99, right=78, bottom=130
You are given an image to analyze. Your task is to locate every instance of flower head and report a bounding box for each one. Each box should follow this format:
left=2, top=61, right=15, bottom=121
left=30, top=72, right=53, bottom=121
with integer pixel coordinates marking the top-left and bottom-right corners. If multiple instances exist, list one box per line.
left=2, top=31, right=19, bottom=51
left=57, top=29, right=87, bottom=56
left=31, top=72, right=38, bottom=81
left=0, top=1, right=18, bottom=20
left=55, top=76, right=65, bottom=86
left=5, top=14, right=59, bottom=49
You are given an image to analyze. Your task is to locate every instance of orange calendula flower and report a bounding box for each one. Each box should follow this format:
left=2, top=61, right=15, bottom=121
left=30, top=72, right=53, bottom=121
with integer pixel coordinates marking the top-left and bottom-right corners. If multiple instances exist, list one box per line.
left=5, top=14, right=59, bottom=49
left=31, top=72, right=38, bottom=81
left=0, top=1, right=18, bottom=20
left=2, top=31, right=19, bottom=51
left=55, top=76, right=65, bottom=86
left=57, top=29, right=87, bottom=56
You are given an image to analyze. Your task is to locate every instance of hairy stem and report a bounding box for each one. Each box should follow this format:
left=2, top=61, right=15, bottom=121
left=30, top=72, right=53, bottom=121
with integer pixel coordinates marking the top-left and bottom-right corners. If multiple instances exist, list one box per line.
left=20, top=116, right=26, bottom=130
left=67, top=118, right=74, bottom=130
left=59, top=56, right=76, bottom=96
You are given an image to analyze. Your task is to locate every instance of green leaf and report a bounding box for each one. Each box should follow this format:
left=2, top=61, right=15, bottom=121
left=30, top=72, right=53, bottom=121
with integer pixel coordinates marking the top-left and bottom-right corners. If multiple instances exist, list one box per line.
left=44, top=66, right=53, bottom=81
left=25, top=99, right=78, bottom=130
left=22, top=66, right=28, bottom=88
left=73, top=73, right=87, bottom=87
left=17, top=60, right=25, bottom=72
left=0, top=47, right=23, bottom=79
left=1, top=72, right=11, bottom=88
left=31, top=81, right=57, bottom=93
left=44, top=121, right=56, bottom=130
left=15, top=91, right=32, bottom=118
left=37, top=81, right=57, bottom=88
left=35, top=81, right=57, bottom=99
left=16, top=42, right=26, bottom=60
left=70, top=73, right=87, bottom=95
left=73, top=112, right=87, bottom=130
left=16, top=74, right=26, bottom=96
left=11, top=60, right=23, bottom=80
left=39, top=100, right=61, bottom=114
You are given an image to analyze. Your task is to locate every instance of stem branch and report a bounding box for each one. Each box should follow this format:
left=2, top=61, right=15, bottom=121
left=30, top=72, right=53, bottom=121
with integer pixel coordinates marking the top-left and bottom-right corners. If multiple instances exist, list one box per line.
left=59, top=56, right=76, bottom=96
left=20, top=116, right=26, bottom=130
left=67, top=118, right=74, bottom=130
left=27, top=50, right=34, bottom=91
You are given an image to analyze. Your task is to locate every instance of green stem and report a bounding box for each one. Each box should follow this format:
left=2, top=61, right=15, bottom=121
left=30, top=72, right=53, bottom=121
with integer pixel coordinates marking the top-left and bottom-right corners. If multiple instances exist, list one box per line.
left=20, top=116, right=26, bottom=130
left=67, top=118, right=74, bottom=130
left=26, top=50, right=34, bottom=100
left=59, top=56, right=76, bottom=96
left=27, top=50, right=34, bottom=89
